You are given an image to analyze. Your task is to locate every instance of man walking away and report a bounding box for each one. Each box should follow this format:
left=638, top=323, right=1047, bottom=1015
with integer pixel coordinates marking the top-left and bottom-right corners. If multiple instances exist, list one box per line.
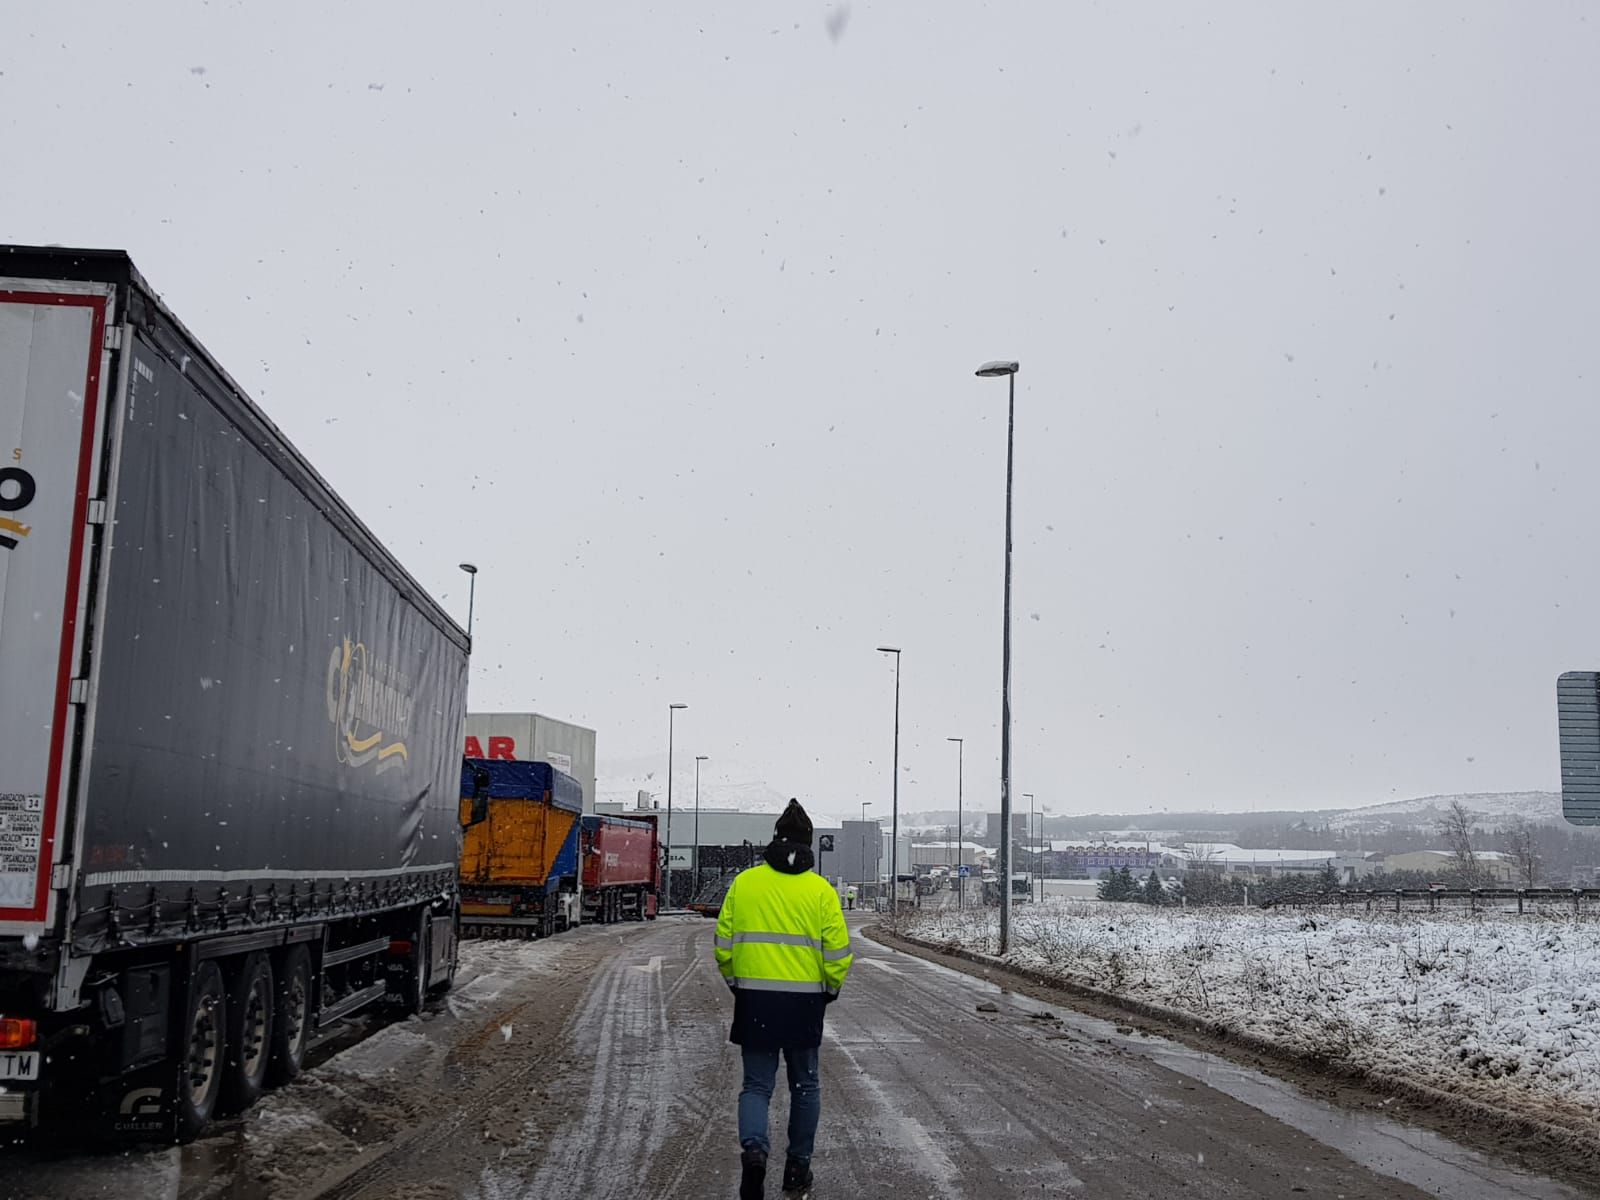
left=715, top=800, right=853, bottom=1198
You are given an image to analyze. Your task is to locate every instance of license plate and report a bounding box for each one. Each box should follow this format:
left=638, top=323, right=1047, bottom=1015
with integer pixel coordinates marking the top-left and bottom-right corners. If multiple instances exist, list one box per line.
left=0, top=1052, right=38, bottom=1081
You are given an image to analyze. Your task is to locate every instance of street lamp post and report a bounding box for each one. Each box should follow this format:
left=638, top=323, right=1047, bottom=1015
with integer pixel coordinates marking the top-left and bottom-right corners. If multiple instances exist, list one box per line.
left=665, top=703, right=688, bottom=908
left=1024, top=792, right=1037, bottom=903
left=857, top=802, right=871, bottom=904
left=458, top=563, right=478, bottom=641
left=947, top=737, right=964, bottom=908
left=976, top=359, right=1020, bottom=954
left=876, top=647, right=902, bottom=916
left=694, top=755, right=708, bottom=901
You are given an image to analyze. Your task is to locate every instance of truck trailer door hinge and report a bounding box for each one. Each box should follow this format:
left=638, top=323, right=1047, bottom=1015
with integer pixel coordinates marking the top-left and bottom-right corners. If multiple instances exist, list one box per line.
left=85, top=499, right=107, bottom=526
left=51, top=864, right=73, bottom=891
left=69, top=678, right=88, bottom=705
left=103, top=325, right=123, bottom=351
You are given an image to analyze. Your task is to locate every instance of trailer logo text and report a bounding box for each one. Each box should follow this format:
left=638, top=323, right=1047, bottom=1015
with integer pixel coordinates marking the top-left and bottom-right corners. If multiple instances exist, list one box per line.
left=325, top=636, right=414, bottom=774
left=0, top=466, right=36, bottom=551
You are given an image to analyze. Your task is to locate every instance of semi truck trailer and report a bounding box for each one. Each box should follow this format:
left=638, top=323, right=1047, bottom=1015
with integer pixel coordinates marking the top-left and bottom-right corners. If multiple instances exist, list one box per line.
left=579, top=814, right=660, bottom=924
left=0, top=247, right=470, bottom=1142
left=459, top=760, right=583, bottom=938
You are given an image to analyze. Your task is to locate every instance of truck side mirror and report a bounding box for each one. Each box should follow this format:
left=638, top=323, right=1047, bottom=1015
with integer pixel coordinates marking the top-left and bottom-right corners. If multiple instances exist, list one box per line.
left=464, top=766, right=491, bottom=827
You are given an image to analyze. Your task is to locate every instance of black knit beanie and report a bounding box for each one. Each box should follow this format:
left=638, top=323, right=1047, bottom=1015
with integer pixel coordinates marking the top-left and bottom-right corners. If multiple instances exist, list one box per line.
left=774, top=798, right=813, bottom=845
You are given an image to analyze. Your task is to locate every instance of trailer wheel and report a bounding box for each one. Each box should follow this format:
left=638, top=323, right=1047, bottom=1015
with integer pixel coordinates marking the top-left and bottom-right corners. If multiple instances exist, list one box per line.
left=428, top=908, right=458, bottom=995
left=220, top=953, right=274, bottom=1114
left=175, top=961, right=227, bottom=1141
left=268, top=945, right=313, bottom=1085
left=401, top=908, right=431, bottom=1014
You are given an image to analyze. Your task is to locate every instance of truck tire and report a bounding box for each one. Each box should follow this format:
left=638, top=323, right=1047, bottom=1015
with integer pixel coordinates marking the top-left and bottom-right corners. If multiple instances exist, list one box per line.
left=401, top=908, right=432, bottom=1014
left=429, top=908, right=458, bottom=995
left=175, top=961, right=227, bottom=1142
left=220, top=952, right=275, bottom=1114
left=268, top=945, right=313, bottom=1085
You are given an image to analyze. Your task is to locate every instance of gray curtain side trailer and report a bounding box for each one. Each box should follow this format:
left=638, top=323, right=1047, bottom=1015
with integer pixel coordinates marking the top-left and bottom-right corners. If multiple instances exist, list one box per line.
left=0, top=246, right=470, bottom=1142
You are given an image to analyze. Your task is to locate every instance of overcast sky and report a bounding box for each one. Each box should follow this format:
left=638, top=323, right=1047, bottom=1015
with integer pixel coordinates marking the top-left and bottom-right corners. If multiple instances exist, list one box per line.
left=4, top=3, right=1597, bottom=816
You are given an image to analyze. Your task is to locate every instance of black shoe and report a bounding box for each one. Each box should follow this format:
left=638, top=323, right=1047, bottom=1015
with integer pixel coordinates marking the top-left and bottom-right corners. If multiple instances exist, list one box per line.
left=740, top=1145, right=768, bottom=1200
left=781, top=1157, right=813, bottom=1194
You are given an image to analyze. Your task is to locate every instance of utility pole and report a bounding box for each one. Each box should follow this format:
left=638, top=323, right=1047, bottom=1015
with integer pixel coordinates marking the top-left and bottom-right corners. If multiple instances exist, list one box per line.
left=975, top=359, right=1020, bottom=953
left=877, top=646, right=902, bottom=916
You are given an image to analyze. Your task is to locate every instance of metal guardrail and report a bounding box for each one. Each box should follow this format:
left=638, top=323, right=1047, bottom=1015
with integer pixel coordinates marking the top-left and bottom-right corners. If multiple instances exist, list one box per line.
left=1262, top=886, right=1600, bottom=915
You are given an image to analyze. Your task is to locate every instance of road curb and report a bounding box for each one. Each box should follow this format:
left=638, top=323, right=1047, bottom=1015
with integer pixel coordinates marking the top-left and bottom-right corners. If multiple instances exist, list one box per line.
left=868, top=924, right=1600, bottom=1168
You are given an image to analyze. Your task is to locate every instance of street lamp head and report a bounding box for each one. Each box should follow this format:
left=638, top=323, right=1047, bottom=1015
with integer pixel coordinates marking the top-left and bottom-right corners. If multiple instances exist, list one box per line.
left=695, top=754, right=709, bottom=762
left=947, top=736, right=963, bottom=744
left=669, top=702, right=689, bottom=711
left=876, top=645, right=900, bottom=655
left=975, top=360, right=1019, bottom=378
left=458, top=562, right=478, bottom=575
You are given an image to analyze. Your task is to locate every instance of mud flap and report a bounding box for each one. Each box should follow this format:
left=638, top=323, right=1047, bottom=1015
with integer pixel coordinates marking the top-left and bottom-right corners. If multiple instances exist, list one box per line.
left=97, top=1054, right=179, bottom=1142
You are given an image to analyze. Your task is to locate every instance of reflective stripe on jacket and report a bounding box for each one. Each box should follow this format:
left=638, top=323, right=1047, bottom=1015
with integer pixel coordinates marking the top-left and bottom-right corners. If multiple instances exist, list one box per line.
left=714, top=864, right=852, bottom=997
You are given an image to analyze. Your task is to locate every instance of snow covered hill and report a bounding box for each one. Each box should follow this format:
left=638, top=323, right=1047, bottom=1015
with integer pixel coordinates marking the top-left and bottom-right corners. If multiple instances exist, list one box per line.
left=1326, top=791, right=1562, bottom=834
left=891, top=791, right=1565, bottom=840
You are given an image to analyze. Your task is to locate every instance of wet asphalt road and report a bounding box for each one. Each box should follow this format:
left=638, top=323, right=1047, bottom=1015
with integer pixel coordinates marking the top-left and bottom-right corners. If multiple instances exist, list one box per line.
left=507, top=917, right=1584, bottom=1200
left=5, top=916, right=1588, bottom=1199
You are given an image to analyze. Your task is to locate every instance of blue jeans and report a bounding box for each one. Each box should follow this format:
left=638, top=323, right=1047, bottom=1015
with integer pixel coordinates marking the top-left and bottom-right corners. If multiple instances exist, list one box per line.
left=738, top=1045, right=821, bottom=1164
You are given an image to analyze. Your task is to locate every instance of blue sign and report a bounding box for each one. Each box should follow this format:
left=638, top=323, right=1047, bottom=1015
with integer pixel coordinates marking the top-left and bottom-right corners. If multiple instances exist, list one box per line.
left=958, top=865, right=971, bottom=878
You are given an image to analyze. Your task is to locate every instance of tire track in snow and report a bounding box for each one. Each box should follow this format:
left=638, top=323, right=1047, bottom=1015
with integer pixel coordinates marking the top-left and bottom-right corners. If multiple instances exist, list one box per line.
left=823, top=1027, right=966, bottom=1199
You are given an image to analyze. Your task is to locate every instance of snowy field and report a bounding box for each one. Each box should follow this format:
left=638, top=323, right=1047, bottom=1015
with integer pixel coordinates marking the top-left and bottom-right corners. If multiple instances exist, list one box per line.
left=899, top=900, right=1600, bottom=1133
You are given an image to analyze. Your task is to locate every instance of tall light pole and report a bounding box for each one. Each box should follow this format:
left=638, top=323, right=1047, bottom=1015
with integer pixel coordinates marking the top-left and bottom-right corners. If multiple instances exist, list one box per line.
left=976, top=359, right=1020, bottom=953
left=858, top=802, right=871, bottom=902
left=876, top=646, right=902, bottom=915
left=947, top=737, right=964, bottom=908
left=693, top=755, right=708, bottom=900
left=665, top=703, right=688, bottom=908
left=458, top=563, right=478, bottom=641
left=1024, top=791, right=1037, bottom=903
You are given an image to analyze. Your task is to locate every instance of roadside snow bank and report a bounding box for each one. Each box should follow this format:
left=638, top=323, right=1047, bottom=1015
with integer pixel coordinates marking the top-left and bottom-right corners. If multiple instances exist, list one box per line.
left=900, top=901, right=1600, bottom=1130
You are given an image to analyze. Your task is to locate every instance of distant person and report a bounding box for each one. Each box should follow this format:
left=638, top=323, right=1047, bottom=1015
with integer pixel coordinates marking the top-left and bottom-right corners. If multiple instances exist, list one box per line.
left=845, top=884, right=857, bottom=911
left=715, top=799, right=853, bottom=1198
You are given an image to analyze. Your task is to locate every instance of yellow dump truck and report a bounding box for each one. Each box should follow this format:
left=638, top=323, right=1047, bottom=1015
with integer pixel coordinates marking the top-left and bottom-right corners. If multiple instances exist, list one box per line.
left=459, top=759, right=583, bottom=938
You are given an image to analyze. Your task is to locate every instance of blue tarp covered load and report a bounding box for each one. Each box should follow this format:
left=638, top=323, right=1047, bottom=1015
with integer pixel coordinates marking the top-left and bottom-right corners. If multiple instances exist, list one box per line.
left=461, top=759, right=584, bottom=814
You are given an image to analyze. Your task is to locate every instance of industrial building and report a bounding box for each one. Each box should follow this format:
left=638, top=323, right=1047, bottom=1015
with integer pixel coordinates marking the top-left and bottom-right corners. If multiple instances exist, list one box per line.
left=465, top=711, right=598, bottom=813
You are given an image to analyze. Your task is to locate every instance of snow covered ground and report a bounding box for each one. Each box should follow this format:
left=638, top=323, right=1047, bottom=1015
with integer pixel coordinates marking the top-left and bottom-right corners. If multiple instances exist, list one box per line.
left=900, top=900, right=1600, bottom=1133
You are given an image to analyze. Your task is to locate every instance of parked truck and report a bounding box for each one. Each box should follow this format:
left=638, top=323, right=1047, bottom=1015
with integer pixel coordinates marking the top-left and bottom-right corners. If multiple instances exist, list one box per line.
left=579, top=814, right=660, bottom=924
left=458, top=760, right=583, bottom=939
left=0, top=247, right=470, bottom=1144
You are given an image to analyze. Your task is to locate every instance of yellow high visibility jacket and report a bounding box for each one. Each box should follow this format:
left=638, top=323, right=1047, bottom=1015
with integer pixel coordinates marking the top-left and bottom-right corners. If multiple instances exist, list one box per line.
left=715, top=863, right=852, bottom=999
